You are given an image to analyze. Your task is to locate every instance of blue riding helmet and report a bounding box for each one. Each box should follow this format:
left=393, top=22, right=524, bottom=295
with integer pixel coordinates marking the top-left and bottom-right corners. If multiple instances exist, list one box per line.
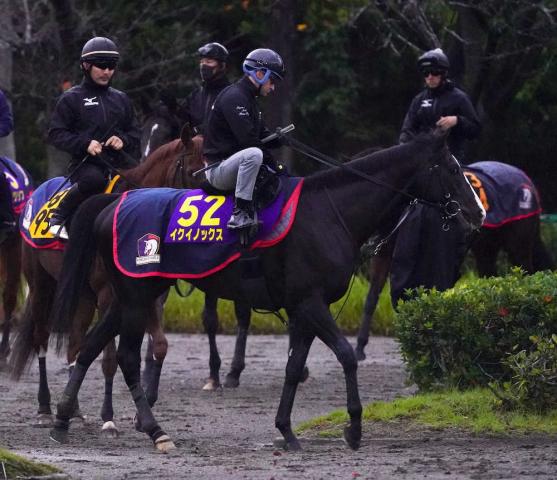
left=242, top=48, right=285, bottom=85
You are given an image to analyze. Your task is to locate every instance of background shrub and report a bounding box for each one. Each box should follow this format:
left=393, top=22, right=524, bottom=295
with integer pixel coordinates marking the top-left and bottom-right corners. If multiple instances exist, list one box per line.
left=395, top=269, right=557, bottom=390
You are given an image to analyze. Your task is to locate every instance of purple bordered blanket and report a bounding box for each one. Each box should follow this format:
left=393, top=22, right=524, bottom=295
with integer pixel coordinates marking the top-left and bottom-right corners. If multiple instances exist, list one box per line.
left=20, top=177, right=69, bottom=251
left=113, top=177, right=304, bottom=278
left=463, top=161, right=541, bottom=228
left=1, top=156, right=33, bottom=215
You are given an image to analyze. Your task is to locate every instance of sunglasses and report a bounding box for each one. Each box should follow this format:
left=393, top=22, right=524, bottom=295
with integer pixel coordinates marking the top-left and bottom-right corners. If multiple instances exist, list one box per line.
left=92, top=61, right=117, bottom=71
left=422, top=69, right=444, bottom=77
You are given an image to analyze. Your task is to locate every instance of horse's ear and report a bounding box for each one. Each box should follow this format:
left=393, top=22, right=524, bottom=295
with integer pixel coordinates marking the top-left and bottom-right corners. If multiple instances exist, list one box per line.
left=180, top=123, right=193, bottom=146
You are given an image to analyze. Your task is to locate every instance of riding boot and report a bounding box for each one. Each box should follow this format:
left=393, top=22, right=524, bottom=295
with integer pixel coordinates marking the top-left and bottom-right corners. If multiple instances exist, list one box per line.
left=48, top=184, right=86, bottom=240
left=0, top=174, right=15, bottom=243
left=227, top=197, right=257, bottom=230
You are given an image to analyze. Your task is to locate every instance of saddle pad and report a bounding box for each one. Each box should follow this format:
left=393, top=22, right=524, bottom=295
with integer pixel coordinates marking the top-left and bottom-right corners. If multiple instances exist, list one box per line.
left=20, top=177, right=71, bottom=250
left=464, top=161, right=541, bottom=228
left=1, top=156, right=33, bottom=214
left=114, top=177, right=303, bottom=278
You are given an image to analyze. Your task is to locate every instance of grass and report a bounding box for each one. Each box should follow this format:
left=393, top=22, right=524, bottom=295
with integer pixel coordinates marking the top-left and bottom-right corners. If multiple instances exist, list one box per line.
left=163, top=274, right=396, bottom=335
left=296, top=388, right=557, bottom=437
left=0, top=448, right=60, bottom=479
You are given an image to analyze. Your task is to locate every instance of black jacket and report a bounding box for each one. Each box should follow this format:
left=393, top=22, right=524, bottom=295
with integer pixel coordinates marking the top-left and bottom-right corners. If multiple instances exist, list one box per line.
left=178, top=75, right=230, bottom=135
left=203, top=76, right=280, bottom=164
left=48, top=77, right=141, bottom=168
left=399, top=80, right=481, bottom=162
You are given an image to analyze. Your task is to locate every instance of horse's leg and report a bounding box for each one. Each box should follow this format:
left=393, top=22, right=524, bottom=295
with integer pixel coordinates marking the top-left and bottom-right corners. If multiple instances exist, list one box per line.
left=471, top=231, right=499, bottom=277
left=118, top=303, right=175, bottom=452
left=50, top=303, right=121, bottom=444
left=100, top=338, right=118, bottom=437
left=277, top=296, right=362, bottom=450
left=202, top=293, right=221, bottom=390
left=142, top=292, right=168, bottom=408
left=275, top=307, right=315, bottom=451
left=224, top=301, right=251, bottom=388
left=504, top=221, right=535, bottom=274
left=355, top=254, right=391, bottom=361
left=0, top=235, right=21, bottom=361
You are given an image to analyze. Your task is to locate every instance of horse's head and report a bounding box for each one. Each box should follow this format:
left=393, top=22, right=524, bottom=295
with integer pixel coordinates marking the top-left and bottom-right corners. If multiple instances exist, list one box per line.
left=140, top=96, right=181, bottom=160
left=410, top=128, right=485, bottom=233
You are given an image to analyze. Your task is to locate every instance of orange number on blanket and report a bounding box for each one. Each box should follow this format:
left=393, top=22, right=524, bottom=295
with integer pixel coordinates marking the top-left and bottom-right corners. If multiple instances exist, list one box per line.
left=178, top=195, right=203, bottom=227
left=464, top=172, right=489, bottom=211
left=201, top=196, right=225, bottom=226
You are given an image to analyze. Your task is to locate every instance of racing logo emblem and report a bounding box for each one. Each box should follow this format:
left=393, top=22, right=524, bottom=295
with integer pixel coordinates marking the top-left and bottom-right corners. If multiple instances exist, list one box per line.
left=420, top=99, right=433, bottom=108
left=136, top=233, right=161, bottom=265
left=519, top=186, right=533, bottom=209
left=22, top=198, right=33, bottom=230
left=83, top=97, right=99, bottom=106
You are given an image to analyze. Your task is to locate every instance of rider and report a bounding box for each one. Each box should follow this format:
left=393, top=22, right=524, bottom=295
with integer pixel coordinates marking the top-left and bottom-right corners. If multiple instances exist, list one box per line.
left=0, top=88, right=16, bottom=236
left=399, top=48, right=481, bottom=162
left=47, top=36, right=141, bottom=239
left=391, top=48, right=482, bottom=302
left=178, top=42, right=230, bottom=137
left=203, top=48, right=286, bottom=231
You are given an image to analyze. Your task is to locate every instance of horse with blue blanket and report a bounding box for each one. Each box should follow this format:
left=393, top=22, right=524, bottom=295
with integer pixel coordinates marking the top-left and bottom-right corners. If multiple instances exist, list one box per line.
left=10, top=127, right=202, bottom=434
left=47, top=129, right=485, bottom=452
left=355, top=160, right=552, bottom=361
left=0, top=157, right=33, bottom=364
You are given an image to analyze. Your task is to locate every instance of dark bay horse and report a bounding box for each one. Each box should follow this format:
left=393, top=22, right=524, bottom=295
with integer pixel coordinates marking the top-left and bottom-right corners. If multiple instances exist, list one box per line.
left=355, top=160, right=551, bottom=361
left=10, top=128, right=203, bottom=434
left=0, top=159, right=33, bottom=365
left=47, top=130, right=485, bottom=452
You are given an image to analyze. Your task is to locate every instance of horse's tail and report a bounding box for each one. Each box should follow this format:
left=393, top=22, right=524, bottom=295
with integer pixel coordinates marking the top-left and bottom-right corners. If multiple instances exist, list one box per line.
left=50, top=193, right=119, bottom=353
left=10, top=282, right=55, bottom=380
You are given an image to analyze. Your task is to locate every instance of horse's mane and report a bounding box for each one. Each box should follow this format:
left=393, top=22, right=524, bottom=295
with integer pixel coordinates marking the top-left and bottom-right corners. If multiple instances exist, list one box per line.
left=124, top=139, right=184, bottom=185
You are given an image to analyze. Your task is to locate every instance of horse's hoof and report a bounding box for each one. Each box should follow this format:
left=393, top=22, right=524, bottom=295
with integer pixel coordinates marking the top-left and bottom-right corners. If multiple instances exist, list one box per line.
left=101, top=421, right=119, bottom=438
left=36, top=413, right=54, bottom=427
left=202, top=378, right=221, bottom=391
left=223, top=375, right=240, bottom=389
left=70, top=414, right=86, bottom=426
left=355, top=349, right=366, bottom=362
left=49, top=427, right=69, bottom=444
left=273, top=436, right=302, bottom=451
left=300, top=366, right=310, bottom=383
left=154, top=435, right=176, bottom=453
left=343, top=425, right=361, bottom=450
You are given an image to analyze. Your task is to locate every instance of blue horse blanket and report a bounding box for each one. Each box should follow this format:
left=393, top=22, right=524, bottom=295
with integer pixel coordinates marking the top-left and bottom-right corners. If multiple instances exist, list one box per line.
left=1, top=156, right=33, bottom=215
left=463, top=161, right=541, bottom=228
left=114, top=178, right=303, bottom=278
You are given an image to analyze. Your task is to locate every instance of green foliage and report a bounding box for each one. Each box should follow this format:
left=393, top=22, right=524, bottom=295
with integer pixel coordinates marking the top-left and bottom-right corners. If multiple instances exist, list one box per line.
left=395, top=269, right=557, bottom=390
left=0, top=448, right=59, bottom=479
left=297, top=388, right=557, bottom=436
left=163, top=275, right=395, bottom=336
left=492, top=335, right=557, bottom=413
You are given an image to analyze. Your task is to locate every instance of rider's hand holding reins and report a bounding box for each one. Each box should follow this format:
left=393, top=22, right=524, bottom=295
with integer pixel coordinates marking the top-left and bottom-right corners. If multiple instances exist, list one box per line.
left=436, top=116, right=458, bottom=130
left=105, top=135, right=124, bottom=150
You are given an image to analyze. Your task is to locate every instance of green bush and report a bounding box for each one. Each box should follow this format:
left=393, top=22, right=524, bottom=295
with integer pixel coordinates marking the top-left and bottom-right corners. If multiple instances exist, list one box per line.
left=395, top=269, right=557, bottom=390
left=492, top=334, right=557, bottom=412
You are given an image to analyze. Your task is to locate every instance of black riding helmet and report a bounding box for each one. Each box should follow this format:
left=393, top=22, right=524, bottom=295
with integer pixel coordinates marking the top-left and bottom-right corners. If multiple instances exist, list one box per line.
left=417, top=48, right=449, bottom=73
left=80, top=37, right=120, bottom=65
left=198, top=42, right=229, bottom=63
left=242, top=48, right=285, bottom=85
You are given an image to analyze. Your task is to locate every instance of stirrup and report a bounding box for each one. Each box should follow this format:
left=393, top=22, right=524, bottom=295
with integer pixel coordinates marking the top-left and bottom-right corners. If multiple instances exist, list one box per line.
left=48, top=224, right=69, bottom=240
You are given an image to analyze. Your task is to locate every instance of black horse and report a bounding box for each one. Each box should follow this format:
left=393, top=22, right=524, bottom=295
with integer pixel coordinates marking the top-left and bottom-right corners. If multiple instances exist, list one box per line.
left=355, top=160, right=551, bottom=361
left=48, top=130, right=485, bottom=452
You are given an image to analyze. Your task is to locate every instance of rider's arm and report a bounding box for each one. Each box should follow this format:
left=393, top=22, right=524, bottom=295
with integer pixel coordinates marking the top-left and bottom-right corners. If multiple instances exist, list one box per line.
left=454, top=93, right=481, bottom=140
left=399, top=96, right=421, bottom=144
left=47, top=94, right=91, bottom=156
left=113, top=94, right=141, bottom=162
left=0, top=90, right=14, bottom=138
left=221, top=98, right=263, bottom=149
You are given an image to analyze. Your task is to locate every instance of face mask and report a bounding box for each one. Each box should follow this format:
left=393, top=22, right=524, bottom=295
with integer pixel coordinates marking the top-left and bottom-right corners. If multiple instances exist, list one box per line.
left=200, top=64, right=217, bottom=82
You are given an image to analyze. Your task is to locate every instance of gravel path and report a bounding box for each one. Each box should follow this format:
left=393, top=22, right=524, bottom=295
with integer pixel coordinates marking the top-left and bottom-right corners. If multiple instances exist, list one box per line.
left=1, top=334, right=555, bottom=479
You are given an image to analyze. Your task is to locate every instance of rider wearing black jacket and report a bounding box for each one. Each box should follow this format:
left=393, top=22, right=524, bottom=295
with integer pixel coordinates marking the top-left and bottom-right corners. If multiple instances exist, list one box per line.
left=203, top=48, right=285, bottom=231
left=399, top=48, right=481, bottom=162
left=178, top=42, right=230, bottom=136
left=47, top=36, right=140, bottom=239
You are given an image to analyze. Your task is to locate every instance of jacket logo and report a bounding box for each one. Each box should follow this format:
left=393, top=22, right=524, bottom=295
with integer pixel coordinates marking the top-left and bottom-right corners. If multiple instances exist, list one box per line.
left=83, top=97, right=99, bottom=106
left=420, top=99, right=433, bottom=108
left=236, top=106, right=249, bottom=117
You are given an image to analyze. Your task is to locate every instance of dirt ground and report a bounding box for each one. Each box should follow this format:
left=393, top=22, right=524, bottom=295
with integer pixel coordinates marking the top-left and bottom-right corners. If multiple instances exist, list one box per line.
left=1, top=334, right=556, bottom=479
